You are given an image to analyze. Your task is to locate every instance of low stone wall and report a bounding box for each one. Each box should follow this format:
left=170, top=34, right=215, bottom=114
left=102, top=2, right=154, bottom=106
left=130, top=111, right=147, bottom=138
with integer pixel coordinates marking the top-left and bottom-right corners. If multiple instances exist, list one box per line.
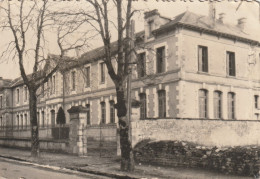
left=131, top=118, right=260, bottom=148
left=0, top=137, right=68, bottom=153
left=134, top=140, right=260, bottom=176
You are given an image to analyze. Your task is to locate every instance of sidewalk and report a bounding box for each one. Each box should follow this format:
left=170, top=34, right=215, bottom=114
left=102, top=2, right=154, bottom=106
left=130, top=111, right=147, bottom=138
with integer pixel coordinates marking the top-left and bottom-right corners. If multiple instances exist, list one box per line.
left=0, top=147, right=252, bottom=179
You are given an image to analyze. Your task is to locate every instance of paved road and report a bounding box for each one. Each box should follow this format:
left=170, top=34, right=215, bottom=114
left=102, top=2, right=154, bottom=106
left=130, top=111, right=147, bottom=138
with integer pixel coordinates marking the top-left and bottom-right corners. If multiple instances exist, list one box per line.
left=0, top=158, right=111, bottom=179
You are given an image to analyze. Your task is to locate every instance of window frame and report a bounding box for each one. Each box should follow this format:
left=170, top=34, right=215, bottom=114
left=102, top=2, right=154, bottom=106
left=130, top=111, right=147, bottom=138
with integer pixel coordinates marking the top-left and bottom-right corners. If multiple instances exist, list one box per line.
left=16, top=88, right=20, bottom=104
left=139, top=93, right=147, bottom=119
left=100, top=62, right=106, bottom=84
left=138, top=52, right=146, bottom=78
left=228, top=92, right=236, bottom=119
left=198, top=45, right=208, bottom=73
left=156, top=46, right=166, bottom=74
left=227, top=51, right=236, bottom=77
left=255, top=95, right=259, bottom=109
left=86, top=104, right=91, bottom=125
left=101, top=102, right=106, bottom=124
left=214, top=91, right=222, bottom=119
left=158, top=90, right=166, bottom=118
left=109, top=100, right=115, bottom=123
left=71, top=71, right=76, bottom=91
left=85, top=66, right=91, bottom=88
left=199, top=89, right=208, bottom=119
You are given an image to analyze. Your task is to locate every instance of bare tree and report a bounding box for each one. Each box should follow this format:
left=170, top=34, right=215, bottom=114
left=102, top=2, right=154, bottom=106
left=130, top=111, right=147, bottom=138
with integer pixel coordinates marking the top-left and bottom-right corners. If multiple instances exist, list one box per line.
left=0, top=0, right=88, bottom=157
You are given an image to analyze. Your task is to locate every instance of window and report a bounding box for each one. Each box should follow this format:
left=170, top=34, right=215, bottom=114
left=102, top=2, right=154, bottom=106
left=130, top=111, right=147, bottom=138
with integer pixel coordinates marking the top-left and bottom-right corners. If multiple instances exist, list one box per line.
left=227, top=51, right=236, bottom=76
left=24, top=86, right=28, bottom=101
left=138, top=53, right=146, bottom=78
left=20, top=115, right=23, bottom=129
left=85, top=66, right=91, bottom=87
left=52, top=76, right=55, bottom=94
left=199, top=89, right=208, bottom=118
left=255, top=95, right=259, bottom=109
left=37, top=112, right=40, bottom=126
left=158, top=90, right=166, bottom=118
left=139, top=93, right=147, bottom=119
left=17, top=88, right=20, bottom=103
left=41, top=111, right=45, bottom=127
left=228, top=92, right=235, bottom=119
left=51, top=110, right=55, bottom=126
left=110, top=101, right=115, bottom=123
left=214, top=91, right=222, bottom=119
left=101, top=102, right=106, bottom=124
left=86, top=104, right=90, bottom=125
left=156, top=47, right=165, bottom=73
left=71, top=71, right=76, bottom=91
left=0, top=96, right=2, bottom=108
left=100, top=62, right=106, bottom=83
left=24, top=114, right=28, bottom=128
left=198, top=46, right=208, bottom=72
left=50, top=77, right=53, bottom=94
left=41, top=84, right=44, bottom=98
left=0, top=116, right=2, bottom=129
left=148, top=20, right=154, bottom=37
left=17, top=115, right=19, bottom=129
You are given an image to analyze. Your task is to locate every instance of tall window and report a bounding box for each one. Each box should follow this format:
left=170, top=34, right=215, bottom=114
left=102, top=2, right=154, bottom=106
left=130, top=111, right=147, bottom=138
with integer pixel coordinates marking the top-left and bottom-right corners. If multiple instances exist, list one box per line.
left=139, top=93, right=147, bottom=119
left=214, top=91, right=222, bottom=119
left=0, top=116, right=2, bottom=129
left=86, top=104, right=90, bottom=125
left=24, top=114, right=28, bottom=128
left=71, top=71, right=76, bottom=91
left=24, top=86, right=28, bottom=101
left=41, top=111, right=45, bottom=127
left=158, top=90, right=166, bottom=118
left=20, top=115, right=23, bottom=129
left=138, top=53, right=146, bottom=78
left=17, top=88, right=20, bottom=103
left=199, top=89, right=208, bottom=118
left=228, top=92, right=236, bottom=119
left=17, top=115, right=19, bottom=129
left=0, top=96, right=2, bottom=108
left=255, top=95, right=259, bottom=109
left=227, top=51, right=236, bottom=76
left=37, top=112, right=40, bottom=126
left=52, top=76, right=56, bottom=94
left=156, top=47, right=165, bottom=73
left=109, top=101, right=115, bottom=123
left=100, top=62, right=106, bottom=83
left=51, top=110, right=55, bottom=126
left=198, top=46, right=208, bottom=72
left=101, top=102, right=106, bottom=124
left=148, top=20, right=154, bottom=37
left=50, top=77, right=53, bottom=94
left=85, top=66, right=91, bottom=87
left=42, top=84, right=44, bottom=98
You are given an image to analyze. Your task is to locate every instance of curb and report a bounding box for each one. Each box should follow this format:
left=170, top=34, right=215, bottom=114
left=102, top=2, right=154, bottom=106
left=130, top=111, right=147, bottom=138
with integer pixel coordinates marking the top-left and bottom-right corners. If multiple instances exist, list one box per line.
left=0, top=155, right=139, bottom=179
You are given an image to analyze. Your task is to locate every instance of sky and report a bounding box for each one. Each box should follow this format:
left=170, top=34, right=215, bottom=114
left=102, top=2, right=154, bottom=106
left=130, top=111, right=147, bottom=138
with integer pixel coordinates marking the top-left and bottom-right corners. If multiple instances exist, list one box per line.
left=0, top=0, right=259, bottom=80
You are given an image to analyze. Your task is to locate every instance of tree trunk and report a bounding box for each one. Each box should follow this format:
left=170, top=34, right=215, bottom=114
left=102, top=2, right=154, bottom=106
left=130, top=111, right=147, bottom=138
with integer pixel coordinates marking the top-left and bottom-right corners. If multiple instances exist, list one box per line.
left=116, top=84, right=135, bottom=171
left=29, top=89, right=39, bottom=157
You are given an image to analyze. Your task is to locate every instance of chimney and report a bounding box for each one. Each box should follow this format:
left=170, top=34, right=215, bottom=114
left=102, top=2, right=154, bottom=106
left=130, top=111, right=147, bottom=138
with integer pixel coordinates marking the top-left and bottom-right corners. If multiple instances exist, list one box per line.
left=237, top=17, right=246, bottom=30
left=209, top=1, right=216, bottom=21
left=218, top=13, right=225, bottom=24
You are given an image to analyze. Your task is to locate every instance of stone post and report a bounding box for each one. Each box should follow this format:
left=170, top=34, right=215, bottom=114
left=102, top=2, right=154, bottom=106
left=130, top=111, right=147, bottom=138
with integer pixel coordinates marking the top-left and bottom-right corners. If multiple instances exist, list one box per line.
left=67, top=105, right=87, bottom=156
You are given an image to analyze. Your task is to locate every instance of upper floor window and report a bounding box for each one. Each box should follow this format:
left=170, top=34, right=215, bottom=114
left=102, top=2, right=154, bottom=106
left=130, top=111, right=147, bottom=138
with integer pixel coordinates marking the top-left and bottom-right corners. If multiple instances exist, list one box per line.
left=148, top=20, right=154, bottom=37
left=0, top=96, right=2, bottom=108
left=156, top=47, right=165, bottom=73
left=85, top=66, right=91, bottom=87
left=101, top=102, right=106, bottom=124
left=100, top=62, right=106, bottom=84
left=41, top=84, right=44, bottom=98
left=41, top=111, right=45, bottom=127
left=71, top=71, right=76, bottom=91
left=16, top=88, right=20, bottom=103
left=138, top=53, right=146, bottom=78
left=52, top=76, right=56, bottom=94
left=20, top=114, right=23, bottom=129
left=227, top=51, right=236, bottom=76
left=86, top=104, right=90, bottom=125
left=24, top=86, right=28, bottom=101
left=17, top=115, right=19, bottom=129
left=214, top=91, right=222, bottom=119
left=228, top=92, right=236, bottom=119
left=255, top=95, right=259, bottom=109
left=139, top=93, right=147, bottom=119
left=158, top=90, right=166, bottom=118
left=24, top=114, right=28, bottom=128
left=110, top=100, right=115, bottom=123
left=199, top=89, right=208, bottom=118
left=198, top=46, right=208, bottom=73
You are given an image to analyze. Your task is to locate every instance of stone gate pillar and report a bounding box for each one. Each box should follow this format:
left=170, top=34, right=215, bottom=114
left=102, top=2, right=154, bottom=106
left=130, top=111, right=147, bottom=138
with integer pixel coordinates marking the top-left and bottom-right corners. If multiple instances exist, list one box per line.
left=67, top=106, right=87, bottom=156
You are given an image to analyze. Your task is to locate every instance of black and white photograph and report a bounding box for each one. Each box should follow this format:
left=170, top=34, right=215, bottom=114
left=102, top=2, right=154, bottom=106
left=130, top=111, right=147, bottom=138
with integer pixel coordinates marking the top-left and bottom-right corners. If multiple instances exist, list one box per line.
left=0, top=0, right=260, bottom=178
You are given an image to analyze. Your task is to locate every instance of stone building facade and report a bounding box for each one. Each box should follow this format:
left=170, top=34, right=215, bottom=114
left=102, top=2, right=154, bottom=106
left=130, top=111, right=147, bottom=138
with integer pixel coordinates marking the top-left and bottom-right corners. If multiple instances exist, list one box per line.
left=0, top=9, right=260, bottom=145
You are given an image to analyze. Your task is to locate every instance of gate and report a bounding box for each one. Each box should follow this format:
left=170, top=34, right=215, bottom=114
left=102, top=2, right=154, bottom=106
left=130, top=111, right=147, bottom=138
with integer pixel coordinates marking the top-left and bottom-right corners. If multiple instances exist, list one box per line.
left=85, top=123, right=117, bottom=158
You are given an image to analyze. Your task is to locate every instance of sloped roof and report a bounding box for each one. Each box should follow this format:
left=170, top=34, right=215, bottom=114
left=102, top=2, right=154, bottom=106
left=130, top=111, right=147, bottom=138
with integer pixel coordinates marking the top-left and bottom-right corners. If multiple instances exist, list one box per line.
left=154, top=11, right=258, bottom=44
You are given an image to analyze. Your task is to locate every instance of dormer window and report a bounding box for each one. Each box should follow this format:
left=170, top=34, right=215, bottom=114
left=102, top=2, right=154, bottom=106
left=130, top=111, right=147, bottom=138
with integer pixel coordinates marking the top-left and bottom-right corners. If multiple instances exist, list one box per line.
left=148, top=20, right=154, bottom=37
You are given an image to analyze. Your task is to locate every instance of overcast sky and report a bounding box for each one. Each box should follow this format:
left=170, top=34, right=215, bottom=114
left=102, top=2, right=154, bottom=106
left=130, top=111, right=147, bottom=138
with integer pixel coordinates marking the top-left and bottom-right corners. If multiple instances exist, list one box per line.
left=0, top=0, right=259, bottom=80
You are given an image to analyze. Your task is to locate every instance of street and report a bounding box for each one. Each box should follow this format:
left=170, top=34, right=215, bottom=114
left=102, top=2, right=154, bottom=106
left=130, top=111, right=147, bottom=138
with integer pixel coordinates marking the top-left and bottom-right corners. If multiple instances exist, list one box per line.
left=0, top=158, right=111, bottom=179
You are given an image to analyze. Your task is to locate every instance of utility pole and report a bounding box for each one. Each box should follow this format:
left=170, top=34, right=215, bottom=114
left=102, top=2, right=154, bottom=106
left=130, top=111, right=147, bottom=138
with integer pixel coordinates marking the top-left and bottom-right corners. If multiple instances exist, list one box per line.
left=127, top=20, right=135, bottom=145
